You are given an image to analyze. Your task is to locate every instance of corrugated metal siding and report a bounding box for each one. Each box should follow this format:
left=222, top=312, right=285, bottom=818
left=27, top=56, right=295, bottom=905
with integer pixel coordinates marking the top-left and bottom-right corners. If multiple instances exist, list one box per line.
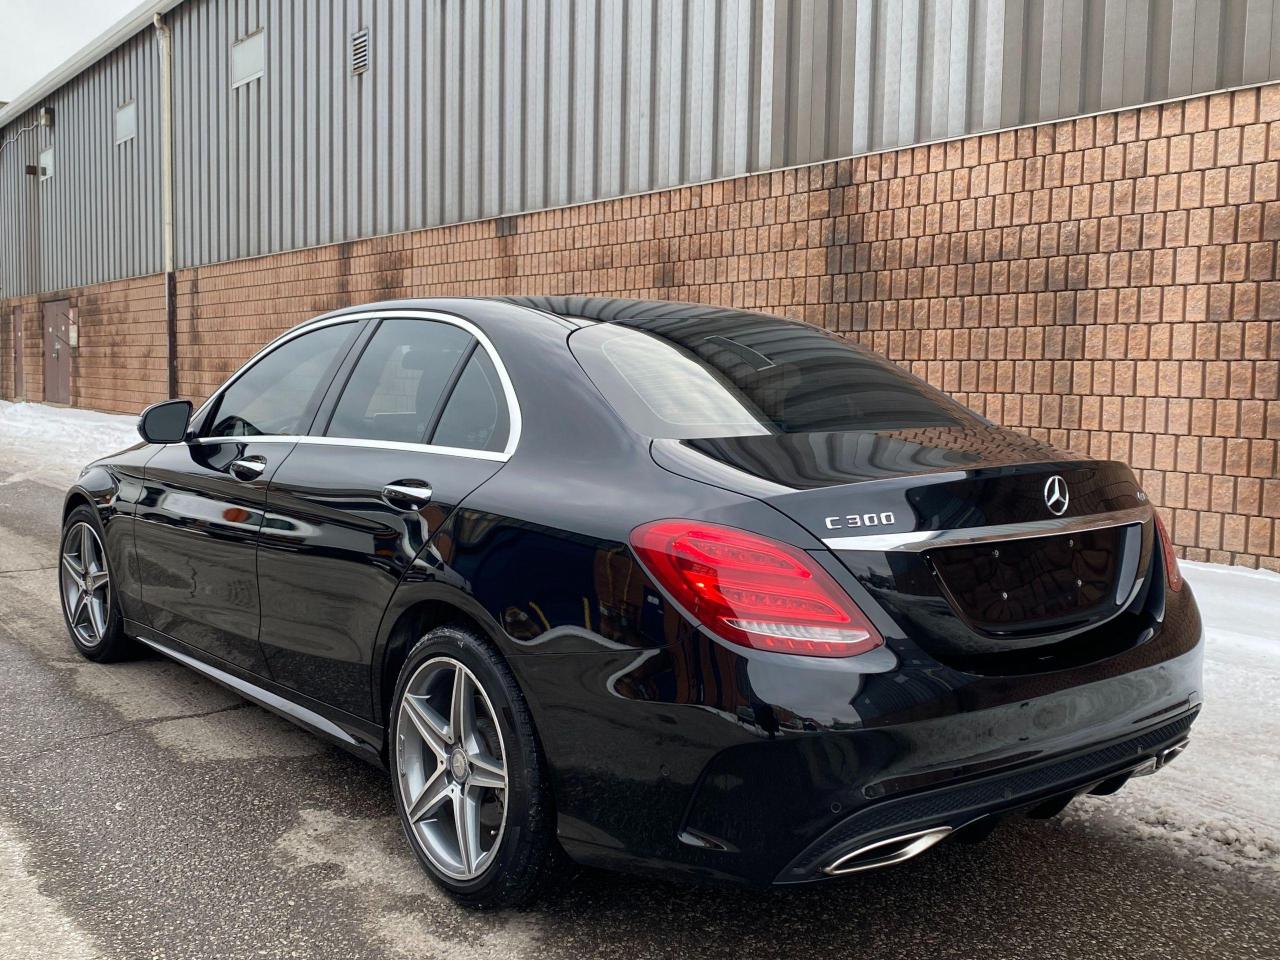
left=0, top=29, right=160, bottom=297
left=10, top=0, right=1280, bottom=292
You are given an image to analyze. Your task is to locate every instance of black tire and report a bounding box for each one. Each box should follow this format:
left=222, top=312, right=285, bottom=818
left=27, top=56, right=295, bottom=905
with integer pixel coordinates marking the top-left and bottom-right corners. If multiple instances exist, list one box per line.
left=389, top=624, right=557, bottom=908
left=58, top=505, right=134, bottom=663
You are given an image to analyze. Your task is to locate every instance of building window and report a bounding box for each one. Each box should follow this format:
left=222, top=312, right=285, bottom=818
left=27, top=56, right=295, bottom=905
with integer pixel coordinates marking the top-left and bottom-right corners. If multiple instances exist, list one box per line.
left=38, top=146, right=53, bottom=181
left=231, top=30, right=265, bottom=88
left=115, top=101, right=137, bottom=145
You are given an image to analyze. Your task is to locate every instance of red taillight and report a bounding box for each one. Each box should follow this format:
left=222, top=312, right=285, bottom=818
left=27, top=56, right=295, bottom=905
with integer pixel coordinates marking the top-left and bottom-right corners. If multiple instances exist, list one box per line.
left=1154, top=513, right=1184, bottom=592
left=629, top=519, right=884, bottom=657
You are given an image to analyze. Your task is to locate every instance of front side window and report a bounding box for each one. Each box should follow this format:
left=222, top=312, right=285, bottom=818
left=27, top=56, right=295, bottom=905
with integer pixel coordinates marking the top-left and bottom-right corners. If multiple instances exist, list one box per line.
left=204, top=323, right=353, bottom=438
left=326, top=318, right=472, bottom=444
left=570, top=311, right=978, bottom=440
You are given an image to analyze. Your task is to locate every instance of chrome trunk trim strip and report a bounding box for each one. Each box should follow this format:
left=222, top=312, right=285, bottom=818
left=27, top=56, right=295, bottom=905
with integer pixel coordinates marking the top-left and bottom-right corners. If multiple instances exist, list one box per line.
left=823, top=504, right=1153, bottom=552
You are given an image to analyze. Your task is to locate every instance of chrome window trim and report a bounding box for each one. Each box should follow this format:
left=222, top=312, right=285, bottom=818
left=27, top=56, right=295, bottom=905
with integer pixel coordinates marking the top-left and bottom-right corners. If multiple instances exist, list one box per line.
left=189, top=309, right=522, bottom=461
left=189, top=433, right=510, bottom=463
left=823, top=504, right=1153, bottom=552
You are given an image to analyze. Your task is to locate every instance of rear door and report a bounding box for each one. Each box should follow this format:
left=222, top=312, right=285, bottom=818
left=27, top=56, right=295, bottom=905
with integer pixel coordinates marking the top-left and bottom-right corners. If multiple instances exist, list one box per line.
left=256, top=313, right=515, bottom=718
left=134, top=319, right=360, bottom=674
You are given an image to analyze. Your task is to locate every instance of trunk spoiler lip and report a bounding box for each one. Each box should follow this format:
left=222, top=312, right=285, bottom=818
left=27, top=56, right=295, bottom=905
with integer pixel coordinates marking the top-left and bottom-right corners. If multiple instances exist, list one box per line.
left=823, top=503, right=1154, bottom=553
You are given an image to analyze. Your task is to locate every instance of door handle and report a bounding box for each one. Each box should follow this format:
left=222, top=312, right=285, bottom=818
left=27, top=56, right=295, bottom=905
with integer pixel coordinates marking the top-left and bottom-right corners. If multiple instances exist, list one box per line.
left=229, top=456, right=267, bottom=482
left=381, top=481, right=433, bottom=510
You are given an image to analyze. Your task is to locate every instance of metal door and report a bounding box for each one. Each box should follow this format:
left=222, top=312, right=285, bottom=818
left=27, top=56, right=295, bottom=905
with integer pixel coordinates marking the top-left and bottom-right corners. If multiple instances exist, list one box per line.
left=42, top=300, right=71, bottom=404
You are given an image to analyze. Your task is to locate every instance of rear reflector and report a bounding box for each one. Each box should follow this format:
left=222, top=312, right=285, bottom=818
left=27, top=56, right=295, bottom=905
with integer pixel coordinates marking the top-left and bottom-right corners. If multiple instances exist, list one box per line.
left=630, top=519, right=883, bottom=657
left=1154, top=513, right=1184, bottom=592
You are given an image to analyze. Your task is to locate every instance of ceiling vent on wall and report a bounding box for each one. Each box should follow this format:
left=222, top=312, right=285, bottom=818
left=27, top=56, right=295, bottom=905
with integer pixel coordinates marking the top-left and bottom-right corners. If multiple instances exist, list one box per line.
left=351, top=28, right=370, bottom=75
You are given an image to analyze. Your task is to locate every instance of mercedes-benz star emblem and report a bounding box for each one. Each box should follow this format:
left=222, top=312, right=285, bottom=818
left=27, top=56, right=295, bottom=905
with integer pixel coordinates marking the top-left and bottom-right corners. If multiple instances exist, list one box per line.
left=1044, top=475, right=1069, bottom=516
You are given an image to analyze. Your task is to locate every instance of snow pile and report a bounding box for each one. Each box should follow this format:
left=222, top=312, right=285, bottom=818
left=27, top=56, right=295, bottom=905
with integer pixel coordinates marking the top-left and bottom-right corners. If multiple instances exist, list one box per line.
left=1066, top=560, right=1280, bottom=882
left=0, top=400, right=140, bottom=486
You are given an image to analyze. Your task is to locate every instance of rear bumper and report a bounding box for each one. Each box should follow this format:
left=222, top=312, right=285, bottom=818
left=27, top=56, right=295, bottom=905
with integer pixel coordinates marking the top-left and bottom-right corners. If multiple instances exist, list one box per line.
left=774, top=708, right=1196, bottom=882
left=531, top=575, right=1203, bottom=887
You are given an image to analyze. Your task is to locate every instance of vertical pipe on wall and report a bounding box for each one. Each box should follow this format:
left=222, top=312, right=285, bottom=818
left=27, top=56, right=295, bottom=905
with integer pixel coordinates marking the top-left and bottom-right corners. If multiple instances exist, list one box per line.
left=153, top=13, right=177, bottom=399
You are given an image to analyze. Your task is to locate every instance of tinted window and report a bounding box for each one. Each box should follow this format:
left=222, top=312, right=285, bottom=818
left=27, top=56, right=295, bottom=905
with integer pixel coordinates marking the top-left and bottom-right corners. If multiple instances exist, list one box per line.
left=205, top=323, right=353, bottom=438
left=570, top=313, right=977, bottom=439
left=326, top=319, right=472, bottom=444
left=431, top=349, right=510, bottom=453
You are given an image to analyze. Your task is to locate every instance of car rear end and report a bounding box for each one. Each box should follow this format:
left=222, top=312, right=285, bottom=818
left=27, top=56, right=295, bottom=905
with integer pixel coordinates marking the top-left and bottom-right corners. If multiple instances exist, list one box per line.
left=567, top=302, right=1204, bottom=885
left=638, top=450, right=1201, bottom=884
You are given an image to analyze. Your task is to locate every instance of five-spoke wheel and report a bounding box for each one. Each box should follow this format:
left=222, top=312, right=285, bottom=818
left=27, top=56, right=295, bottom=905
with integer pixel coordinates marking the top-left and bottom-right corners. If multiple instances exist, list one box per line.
left=60, top=520, right=112, bottom=648
left=390, top=625, right=557, bottom=907
left=59, top=506, right=131, bottom=662
left=396, top=656, right=509, bottom=881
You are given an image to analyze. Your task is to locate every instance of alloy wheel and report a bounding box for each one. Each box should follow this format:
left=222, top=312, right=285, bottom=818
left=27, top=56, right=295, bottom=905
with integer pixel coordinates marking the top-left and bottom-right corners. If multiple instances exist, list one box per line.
left=396, top=656, right=509, bottom=881
left=60, top=521, right=111, bottom=648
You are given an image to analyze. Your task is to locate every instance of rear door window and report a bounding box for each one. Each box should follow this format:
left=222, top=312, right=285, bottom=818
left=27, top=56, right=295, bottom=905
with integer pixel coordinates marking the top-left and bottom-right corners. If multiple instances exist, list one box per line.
left=325, top=318, right=473, bottom=444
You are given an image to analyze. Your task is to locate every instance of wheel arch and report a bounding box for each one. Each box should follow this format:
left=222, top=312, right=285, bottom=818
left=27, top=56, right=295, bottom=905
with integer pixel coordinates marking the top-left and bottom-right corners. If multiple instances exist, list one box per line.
left=373, top=583, right=521, bottom=742
left=62, top=488, right=95, bottom=523
left=63, top=465, right=120, bottom=521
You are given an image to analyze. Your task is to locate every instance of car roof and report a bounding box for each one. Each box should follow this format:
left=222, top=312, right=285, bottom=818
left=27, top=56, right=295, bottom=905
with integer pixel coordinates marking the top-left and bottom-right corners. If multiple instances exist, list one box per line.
left=309, top=295, right=790, bottom=328
left=293, top=296, right=810, bottom=346
left=492, top=296, right=789, bottom=327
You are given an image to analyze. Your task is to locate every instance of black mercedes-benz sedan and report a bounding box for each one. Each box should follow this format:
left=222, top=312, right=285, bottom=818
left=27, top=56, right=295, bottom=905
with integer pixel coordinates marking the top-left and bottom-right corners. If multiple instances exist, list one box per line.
left=59, top=297, right=1202, bottom=907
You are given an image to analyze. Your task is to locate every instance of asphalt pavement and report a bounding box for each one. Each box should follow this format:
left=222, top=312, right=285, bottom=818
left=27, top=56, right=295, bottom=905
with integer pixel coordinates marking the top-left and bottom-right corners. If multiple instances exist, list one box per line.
left=0, top=461, right=1276, bottom=960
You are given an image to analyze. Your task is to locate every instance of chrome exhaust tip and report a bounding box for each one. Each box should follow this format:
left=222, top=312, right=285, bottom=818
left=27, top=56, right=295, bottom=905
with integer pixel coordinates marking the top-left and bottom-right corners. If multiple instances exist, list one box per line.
left=1159, top=738, right=1189, bottom=767
left=1130, top=756, right=1160, bottom=778
left=1129, top=737, right=1190, bottom=779
left=823, top=825, right=953, bottom=876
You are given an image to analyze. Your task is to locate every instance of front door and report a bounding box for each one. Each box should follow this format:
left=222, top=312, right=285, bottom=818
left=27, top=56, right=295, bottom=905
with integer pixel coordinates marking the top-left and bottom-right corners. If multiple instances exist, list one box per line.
left=257, top=315, right=513, bottom=717
left=134, top=319, right=360, bottom=675
left=42, top=300, right=70, bottom=404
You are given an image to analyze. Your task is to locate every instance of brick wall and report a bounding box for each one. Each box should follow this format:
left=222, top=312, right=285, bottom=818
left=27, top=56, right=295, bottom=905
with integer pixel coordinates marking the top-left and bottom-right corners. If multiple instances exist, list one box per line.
left=1, top=275, right=169, bottom=414
left=4, top=85, right=1280, bottom=569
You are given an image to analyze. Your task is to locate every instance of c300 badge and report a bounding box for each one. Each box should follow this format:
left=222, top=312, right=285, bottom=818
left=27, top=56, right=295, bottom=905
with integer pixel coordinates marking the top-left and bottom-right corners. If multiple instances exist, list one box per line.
left=824, top=511, right=896, bottom=530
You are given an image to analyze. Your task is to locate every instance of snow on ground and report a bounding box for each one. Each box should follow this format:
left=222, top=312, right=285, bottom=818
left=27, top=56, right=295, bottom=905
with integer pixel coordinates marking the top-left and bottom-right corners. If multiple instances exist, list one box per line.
left=0, top=400, right=1276, bottom=880
left=0, top=400, right=139, bottom=487
left=1065, top=560, right=1280, bottom=881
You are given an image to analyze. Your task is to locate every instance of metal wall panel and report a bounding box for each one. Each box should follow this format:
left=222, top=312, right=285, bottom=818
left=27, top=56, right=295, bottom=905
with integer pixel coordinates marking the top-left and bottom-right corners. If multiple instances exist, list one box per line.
left=0, top=29, right=160, bottom=298
left=6, top=0, right=1280, bottom=295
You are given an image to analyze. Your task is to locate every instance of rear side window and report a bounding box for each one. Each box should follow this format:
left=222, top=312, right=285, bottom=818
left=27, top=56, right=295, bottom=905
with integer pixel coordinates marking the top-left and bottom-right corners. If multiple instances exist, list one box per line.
left=326, top=319, right=472, bottom=444
left=205, top=323, right=354, bottom=438
left=569, top=313, right=977, bottom=440
left=430, top=348, right=510, bottom=453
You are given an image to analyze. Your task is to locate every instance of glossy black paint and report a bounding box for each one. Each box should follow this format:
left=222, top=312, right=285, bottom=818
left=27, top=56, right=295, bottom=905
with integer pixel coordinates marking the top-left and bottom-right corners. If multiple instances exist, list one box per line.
left=137, top=399, right=193, bottom=444
left=63, top=297, right=1204, bottom=887
left=134, top=438, right=296, bottom=674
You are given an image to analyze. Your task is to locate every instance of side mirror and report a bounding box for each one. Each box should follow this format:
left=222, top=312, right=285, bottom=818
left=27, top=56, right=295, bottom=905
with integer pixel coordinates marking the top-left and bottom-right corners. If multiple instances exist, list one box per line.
left=138, top=399, right=193, bottom=444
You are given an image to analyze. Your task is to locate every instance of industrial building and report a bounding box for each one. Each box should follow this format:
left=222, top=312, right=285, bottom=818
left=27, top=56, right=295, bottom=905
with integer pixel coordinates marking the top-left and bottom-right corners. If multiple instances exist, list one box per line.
left=1, top=0, right=1278, bottom=569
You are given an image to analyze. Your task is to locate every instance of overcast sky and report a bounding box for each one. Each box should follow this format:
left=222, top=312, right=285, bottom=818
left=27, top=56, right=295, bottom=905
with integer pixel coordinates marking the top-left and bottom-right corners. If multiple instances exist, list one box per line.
left=0, top=0, right=140, bottom=102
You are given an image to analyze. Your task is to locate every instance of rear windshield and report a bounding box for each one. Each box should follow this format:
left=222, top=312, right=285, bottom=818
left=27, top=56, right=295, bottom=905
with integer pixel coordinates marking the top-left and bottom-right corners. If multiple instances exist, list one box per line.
left=569, top=311, right=978, bottom=439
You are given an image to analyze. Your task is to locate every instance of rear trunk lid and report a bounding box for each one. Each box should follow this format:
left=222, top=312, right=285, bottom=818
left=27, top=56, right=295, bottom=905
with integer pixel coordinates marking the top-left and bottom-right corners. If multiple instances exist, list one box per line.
left=652, top=426, right=1156, bottom=670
